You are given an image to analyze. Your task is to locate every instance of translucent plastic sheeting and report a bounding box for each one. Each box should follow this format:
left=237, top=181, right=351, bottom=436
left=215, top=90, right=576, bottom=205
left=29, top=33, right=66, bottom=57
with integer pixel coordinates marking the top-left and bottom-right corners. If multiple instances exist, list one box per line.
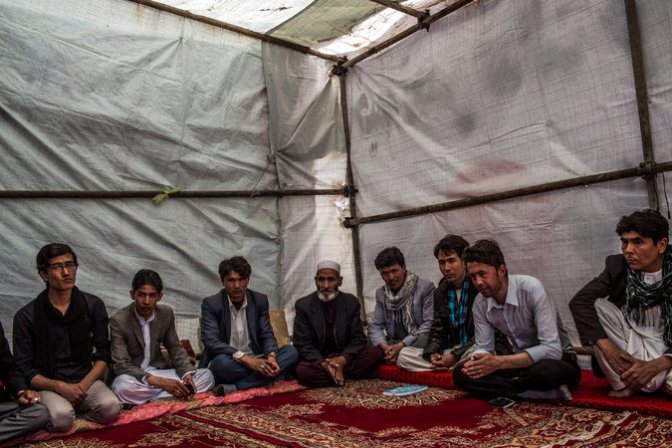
left=312, top=0, right=463, bottom=57
left=268, top=0, right=383, bottom=50
left=0, top=0, right=273, bottom=192
left=639, top=0, right=672, bottom=164
left=152, top=0, right=463, bottom=58
left=348, top=0, right=644, bottom=217
left=0, top=0, right=282, bottom=340
left=0, top=198, right=280, bottom=342
left=155, top=0, right=315, bottom=33
left=262, top=43, right=347, bottom=189
left=279, top=195, right=355, bottom=331
left=263, top=43, right=352, bottom=330
left=358, top=177, right=651, bottom=353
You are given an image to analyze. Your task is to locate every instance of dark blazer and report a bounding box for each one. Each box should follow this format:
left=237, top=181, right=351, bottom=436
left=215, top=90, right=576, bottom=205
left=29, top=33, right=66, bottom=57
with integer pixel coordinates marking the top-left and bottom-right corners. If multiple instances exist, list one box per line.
left=423, top=277, right=479, bottom=361
left=110, top=303, right=194, bottom=381
left=0, top=322, right=27, bottom=399
left=570, top=254, right=628, bottom=347
left=293, top=291, right=367, bottom=361
left=199, top=289, right=278, bottom=368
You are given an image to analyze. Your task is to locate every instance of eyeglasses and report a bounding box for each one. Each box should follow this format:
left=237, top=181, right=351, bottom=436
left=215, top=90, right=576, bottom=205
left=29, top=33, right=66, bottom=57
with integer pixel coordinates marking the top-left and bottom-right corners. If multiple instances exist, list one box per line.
left=48, top=262, right=78, bottom=273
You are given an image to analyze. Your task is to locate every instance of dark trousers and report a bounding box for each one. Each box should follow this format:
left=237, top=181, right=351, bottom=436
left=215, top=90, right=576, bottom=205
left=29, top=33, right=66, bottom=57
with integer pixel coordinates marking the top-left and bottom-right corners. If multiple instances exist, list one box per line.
left=209, top=345, right=299, bottom=390
left=296, top=346, right=384, bottom=387
left=453, top=354, right=581, bottom=399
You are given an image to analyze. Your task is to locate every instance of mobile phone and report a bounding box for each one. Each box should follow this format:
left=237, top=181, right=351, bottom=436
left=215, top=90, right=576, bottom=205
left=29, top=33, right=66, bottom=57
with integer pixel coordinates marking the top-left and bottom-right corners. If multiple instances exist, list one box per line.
left=488, top=397, right=515, bottom=408
left=185, top=382, right=195, bottom=394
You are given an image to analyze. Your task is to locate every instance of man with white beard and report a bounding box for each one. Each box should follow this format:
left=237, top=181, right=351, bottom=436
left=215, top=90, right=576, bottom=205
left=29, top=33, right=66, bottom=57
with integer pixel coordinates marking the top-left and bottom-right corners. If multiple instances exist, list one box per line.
left=293, top=260, right=383, bottom=387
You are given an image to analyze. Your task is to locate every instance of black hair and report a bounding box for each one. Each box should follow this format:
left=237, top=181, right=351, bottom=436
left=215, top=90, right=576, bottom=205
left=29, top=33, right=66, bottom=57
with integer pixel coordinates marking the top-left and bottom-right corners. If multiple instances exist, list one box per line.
left=131, top=269, right=163, bottom=293
left=218, top=256, right=251, bottom=281
left=616, top=209, right=669, bottom=244
left=374, top=247, right=406, bottom=270
left=36, top=243, right=78, bottom=273
left=433, top=234, right=470, bottom=258
left=462, top=239, right=506, bottom=269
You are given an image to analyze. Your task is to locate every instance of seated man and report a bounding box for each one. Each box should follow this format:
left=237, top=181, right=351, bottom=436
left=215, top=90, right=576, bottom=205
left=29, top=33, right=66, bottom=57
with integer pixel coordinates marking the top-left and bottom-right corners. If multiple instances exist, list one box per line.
left=0, top=321, right=49, bottom=443
left=453, top=240, right=581, bottom=400
left=570, top=209, right=672, bottom=397
left=200, top=256, right=298, bottom=396
left=110, top=269, right=215, bottom=405
left=13, top=243, right=121, bottom=432
left=368, top=247, right=435, bottom=366
left=398, top=235, right=478, bottom=372
left=294, top=260, right=383, bottom=387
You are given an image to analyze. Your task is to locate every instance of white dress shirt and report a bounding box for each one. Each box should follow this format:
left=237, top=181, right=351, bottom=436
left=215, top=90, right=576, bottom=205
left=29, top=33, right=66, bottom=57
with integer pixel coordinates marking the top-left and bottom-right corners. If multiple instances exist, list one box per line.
left=472, top=274, right=565, bottom=363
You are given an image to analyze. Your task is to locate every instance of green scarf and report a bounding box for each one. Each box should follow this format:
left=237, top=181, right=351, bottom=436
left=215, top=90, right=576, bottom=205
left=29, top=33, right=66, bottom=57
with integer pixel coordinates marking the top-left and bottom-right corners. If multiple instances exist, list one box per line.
left=624, top=248, right=672, bottom=345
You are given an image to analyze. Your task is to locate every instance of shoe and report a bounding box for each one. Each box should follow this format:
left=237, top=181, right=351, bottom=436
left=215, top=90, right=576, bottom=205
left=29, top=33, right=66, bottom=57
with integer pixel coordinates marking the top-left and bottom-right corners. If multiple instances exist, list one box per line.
left=214, top=384, right=238, bottom=397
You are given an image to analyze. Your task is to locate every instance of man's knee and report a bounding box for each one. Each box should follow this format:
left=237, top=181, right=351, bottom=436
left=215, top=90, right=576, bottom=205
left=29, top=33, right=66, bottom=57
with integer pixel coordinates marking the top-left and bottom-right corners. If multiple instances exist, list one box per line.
left=93, top=397, right=121, bottom=424
left=193, top=369, right=216, bottom=392
left=594, top=299, right=626, bottom=330
left=111, top=374, right=140, bottom=404
left=357, top=345, right=385, bottom=368
left=396, top=346, right=423, bottom=370
left=22, top=403, right=50, bottom=430
left=452, top=363, right=469, bottom=389
left=209, top=354, right=248, bottom=383
left=295, top=361, right=330, bottom=387
left=278, top=345, right=299, bottom=367
left=46, top=405, right=75, bottom=433
left=85, top=382, right=121, bottom=424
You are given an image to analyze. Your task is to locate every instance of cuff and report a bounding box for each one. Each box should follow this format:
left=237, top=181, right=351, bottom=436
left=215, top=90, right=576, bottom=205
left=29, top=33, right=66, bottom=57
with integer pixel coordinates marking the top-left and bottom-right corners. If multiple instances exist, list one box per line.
left=181, top=370, right=196, bottom=380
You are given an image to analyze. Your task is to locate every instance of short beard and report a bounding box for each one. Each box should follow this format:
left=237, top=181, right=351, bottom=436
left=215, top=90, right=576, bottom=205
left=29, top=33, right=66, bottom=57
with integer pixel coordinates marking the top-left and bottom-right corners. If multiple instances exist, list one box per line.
left=318, top=290, right=337, bottom=302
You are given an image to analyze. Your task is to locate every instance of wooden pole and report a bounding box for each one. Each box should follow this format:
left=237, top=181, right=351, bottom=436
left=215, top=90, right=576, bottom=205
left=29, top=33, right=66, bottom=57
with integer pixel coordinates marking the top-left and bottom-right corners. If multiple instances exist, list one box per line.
left=0, top=188, right=345, bottom=199
left=624, top=0, right=658, bottom=209
left=337, top=71, right=367, bottom=320
left=366, top=0, right=429, bottom=20
left=344, top=162, right=672, bottom=227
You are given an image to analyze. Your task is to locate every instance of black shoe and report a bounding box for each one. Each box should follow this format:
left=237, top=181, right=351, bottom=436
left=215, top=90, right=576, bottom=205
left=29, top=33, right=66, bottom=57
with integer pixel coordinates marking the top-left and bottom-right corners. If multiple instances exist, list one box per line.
left=214, top=384, right=238, bottom=397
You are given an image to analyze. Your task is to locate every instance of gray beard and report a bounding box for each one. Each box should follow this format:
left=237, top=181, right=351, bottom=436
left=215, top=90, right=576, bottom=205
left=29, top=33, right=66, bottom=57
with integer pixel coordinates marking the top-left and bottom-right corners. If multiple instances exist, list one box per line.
left=317, top=290, right=337, bottom=302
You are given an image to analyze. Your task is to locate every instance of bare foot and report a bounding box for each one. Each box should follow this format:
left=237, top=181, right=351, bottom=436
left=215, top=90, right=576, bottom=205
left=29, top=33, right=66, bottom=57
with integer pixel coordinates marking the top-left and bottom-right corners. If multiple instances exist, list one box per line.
left=608, top=387, right=636, bottom=398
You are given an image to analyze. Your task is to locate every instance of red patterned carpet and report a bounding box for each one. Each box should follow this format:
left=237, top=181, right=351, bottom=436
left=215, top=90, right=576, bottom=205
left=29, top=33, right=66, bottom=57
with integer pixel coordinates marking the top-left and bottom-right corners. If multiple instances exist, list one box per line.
left=378, top=365, right=672, bottom=419
left=17, top=379, right=672, bottom=447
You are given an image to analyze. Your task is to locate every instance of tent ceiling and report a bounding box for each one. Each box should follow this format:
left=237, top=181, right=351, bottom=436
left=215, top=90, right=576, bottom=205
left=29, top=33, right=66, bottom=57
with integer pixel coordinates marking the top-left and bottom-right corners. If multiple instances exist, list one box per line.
left=140, top=0, right=460, bottom=59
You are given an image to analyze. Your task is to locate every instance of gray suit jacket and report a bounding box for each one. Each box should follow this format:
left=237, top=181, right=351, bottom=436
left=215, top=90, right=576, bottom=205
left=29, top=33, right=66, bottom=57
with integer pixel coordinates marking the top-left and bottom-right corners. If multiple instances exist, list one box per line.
left=368, top=277, right=435, bottom=347
left=110, top=303, right=193, bottom=381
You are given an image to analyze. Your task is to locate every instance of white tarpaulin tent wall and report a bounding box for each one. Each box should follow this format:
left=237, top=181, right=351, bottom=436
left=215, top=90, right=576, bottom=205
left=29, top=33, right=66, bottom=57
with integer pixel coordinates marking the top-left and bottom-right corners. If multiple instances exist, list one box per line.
left=1, top=0, right=671, bottom=351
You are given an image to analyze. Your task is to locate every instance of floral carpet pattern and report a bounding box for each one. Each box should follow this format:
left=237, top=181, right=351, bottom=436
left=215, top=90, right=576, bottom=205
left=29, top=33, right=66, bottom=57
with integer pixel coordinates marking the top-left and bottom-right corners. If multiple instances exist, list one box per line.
left=17, top=380, right=672, bottom=447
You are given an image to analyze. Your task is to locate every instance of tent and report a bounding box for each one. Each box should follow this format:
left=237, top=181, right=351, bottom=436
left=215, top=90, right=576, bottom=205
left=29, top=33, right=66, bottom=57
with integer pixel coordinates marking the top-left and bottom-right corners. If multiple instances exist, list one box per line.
left=2, top=0, right=671, bottom=351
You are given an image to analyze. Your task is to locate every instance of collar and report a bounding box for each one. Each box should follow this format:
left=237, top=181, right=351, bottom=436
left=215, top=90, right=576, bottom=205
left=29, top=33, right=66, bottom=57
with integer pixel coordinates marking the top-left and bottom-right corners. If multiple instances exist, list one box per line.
left=486, top=276, right=517, bottom=311
left=133, top=306, right=156, bottom=325
left=228, top=293, right=248, bottom=312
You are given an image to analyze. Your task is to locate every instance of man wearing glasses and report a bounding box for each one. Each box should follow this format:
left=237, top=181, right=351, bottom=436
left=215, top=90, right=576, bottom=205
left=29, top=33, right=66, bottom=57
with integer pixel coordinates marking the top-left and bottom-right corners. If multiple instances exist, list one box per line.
left=13, top=243, right=121, bottom=433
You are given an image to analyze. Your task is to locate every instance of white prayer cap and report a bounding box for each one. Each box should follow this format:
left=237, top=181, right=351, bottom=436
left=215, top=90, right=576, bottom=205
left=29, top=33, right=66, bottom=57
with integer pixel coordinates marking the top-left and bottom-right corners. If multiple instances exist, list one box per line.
left=316, top=260, right=341, bottom=274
